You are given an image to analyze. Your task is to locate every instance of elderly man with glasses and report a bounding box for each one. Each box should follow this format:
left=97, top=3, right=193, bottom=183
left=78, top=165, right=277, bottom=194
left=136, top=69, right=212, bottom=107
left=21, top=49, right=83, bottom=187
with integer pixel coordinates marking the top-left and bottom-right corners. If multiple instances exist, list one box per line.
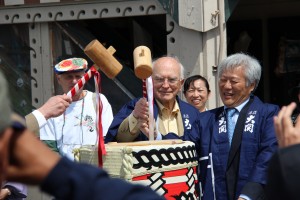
left=105, top=56, right=200, bottom=142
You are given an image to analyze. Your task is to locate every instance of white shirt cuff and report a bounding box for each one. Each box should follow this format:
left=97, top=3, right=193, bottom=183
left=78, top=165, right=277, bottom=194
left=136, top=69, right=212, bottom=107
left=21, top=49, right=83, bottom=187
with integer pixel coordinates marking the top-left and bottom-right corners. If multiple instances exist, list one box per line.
left=155, top=132, right=162, bottom=140
left=239, top=194, right=252, bottom=200
left=32, top=110, right=47, bottom=128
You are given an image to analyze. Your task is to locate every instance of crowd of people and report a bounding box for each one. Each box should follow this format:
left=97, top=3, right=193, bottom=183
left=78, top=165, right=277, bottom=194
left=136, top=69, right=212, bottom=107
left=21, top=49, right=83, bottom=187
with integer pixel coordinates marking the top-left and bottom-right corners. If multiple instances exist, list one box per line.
left=0, top=52, right=299, bottom=200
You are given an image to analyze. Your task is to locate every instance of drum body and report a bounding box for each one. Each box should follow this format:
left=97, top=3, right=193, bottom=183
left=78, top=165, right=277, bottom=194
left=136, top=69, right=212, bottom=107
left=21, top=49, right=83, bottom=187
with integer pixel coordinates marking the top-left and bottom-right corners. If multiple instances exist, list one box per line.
left=78, top=140, right=198, bottom=199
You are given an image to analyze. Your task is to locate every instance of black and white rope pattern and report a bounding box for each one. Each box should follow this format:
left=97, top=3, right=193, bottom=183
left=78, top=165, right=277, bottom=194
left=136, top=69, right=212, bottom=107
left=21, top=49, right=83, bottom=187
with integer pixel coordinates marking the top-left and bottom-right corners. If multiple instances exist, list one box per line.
left=132, top=145, right=197, bottom=170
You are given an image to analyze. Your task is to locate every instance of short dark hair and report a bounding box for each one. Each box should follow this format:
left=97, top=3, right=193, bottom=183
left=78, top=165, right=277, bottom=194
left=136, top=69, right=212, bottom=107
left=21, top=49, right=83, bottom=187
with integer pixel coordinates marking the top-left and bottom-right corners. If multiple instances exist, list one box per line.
left=183, top=75, right=210, bottom=94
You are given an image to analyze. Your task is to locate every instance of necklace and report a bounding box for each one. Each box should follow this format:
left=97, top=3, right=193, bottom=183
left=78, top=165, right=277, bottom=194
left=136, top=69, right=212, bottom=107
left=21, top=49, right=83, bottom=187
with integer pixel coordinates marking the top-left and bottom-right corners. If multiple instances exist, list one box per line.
left=61, top=94, right=85, bottom=145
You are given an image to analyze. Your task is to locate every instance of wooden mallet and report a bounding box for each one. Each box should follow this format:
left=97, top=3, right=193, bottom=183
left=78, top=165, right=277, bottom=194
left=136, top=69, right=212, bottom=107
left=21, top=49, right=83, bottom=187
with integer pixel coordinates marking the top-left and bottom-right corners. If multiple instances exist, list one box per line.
left=67, top=39, right=122, bottom=97
left=133, top=46, right=155, bottom=141
left=84, top=39, right=123, bottom=79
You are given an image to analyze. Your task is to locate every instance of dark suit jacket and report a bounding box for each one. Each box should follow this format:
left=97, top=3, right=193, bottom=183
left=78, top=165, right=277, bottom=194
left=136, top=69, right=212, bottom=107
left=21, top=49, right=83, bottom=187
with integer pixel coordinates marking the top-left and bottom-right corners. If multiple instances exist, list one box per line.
left=41, top=157, right=164, bottom=200
left=266, top=144, right=300, bottom=200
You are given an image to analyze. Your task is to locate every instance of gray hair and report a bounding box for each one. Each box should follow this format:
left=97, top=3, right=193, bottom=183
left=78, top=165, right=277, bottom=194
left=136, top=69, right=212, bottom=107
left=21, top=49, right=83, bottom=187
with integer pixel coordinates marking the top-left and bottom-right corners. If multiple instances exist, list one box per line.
left=152, top=55, right=185, bottom=80
left=217, top=53, right=261, bottom=91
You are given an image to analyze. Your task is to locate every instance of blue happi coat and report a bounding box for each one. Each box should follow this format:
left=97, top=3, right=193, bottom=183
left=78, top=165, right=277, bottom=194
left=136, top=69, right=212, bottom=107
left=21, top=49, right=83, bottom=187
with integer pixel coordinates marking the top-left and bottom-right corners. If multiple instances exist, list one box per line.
left=41, top=157, right=165, bottom=200
left=105, top=96, right=200, bottom=142
left=185, top=96, right=279, bottom=200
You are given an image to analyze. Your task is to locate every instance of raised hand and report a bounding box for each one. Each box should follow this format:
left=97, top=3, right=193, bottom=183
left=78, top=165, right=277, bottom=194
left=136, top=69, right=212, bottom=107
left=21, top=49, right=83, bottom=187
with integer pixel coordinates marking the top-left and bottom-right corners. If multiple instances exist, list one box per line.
left=132, top=98, right=152, bottom=137
left=38, top=94, right=72, bottom=120
left=274, top=102, right=300, bottom=148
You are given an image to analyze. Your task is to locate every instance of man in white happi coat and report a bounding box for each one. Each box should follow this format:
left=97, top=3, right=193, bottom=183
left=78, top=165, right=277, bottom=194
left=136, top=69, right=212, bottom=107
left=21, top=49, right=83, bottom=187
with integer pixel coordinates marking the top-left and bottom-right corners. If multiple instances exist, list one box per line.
left=26, top=58, right=113, bottom=160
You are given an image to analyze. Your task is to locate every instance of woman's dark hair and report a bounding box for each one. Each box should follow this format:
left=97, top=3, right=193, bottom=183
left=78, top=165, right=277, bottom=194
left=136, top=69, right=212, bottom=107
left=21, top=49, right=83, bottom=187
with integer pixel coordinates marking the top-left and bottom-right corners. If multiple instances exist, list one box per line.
left=183, top=75, right=210, bottom=94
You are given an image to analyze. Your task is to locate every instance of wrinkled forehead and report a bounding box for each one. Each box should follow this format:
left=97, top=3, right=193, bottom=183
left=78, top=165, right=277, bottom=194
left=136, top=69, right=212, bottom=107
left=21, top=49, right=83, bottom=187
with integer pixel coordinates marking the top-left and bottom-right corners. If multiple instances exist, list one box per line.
left=220, top=65, right=245, bottom=77
left=152, top=57, right=181, bottom=78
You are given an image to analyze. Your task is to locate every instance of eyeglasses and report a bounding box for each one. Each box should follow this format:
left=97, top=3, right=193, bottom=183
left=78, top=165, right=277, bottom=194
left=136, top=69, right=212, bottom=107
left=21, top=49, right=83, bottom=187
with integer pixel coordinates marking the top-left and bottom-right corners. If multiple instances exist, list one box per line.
left=153, top=77, right=180, bottom=85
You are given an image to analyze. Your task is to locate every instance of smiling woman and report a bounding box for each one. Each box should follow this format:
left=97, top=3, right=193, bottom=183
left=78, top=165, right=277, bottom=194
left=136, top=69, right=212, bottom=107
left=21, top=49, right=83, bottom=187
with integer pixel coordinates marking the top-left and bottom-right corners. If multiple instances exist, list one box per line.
left=183, top=75, right=211, bottom=112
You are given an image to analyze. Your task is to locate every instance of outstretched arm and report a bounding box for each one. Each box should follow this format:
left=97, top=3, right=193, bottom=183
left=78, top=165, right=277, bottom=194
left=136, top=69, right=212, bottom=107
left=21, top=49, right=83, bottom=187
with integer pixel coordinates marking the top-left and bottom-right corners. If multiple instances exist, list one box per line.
left=3, top=127, right=163, bottom=200
left=37, top=94, right=72, bottom=120
left=25, top=94, right=72, bottom=134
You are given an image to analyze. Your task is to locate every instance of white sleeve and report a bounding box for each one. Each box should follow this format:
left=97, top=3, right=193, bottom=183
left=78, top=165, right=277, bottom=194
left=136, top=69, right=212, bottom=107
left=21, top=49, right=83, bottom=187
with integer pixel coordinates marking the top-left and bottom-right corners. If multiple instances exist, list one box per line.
left=32, top=110, right=47, bottom=128
left=32, top=110, right=59, bottom=141
left=100, top=94, right=113, bottom=136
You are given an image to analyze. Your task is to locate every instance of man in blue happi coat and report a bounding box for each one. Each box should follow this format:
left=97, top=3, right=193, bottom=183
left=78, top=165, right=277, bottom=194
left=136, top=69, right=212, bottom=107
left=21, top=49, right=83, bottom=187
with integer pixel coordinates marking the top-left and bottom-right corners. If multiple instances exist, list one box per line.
left=105, top=56, right=199, bottom=142
left=186, top=53, right=279, bottom=200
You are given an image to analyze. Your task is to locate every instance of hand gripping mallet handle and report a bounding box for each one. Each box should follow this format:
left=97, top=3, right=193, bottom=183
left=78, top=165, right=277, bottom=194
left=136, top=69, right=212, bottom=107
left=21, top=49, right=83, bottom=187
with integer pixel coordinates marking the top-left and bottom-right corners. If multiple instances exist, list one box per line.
left=133, top=46, right=154, bottom=141
left=133, top=46, right=152, bottom=99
